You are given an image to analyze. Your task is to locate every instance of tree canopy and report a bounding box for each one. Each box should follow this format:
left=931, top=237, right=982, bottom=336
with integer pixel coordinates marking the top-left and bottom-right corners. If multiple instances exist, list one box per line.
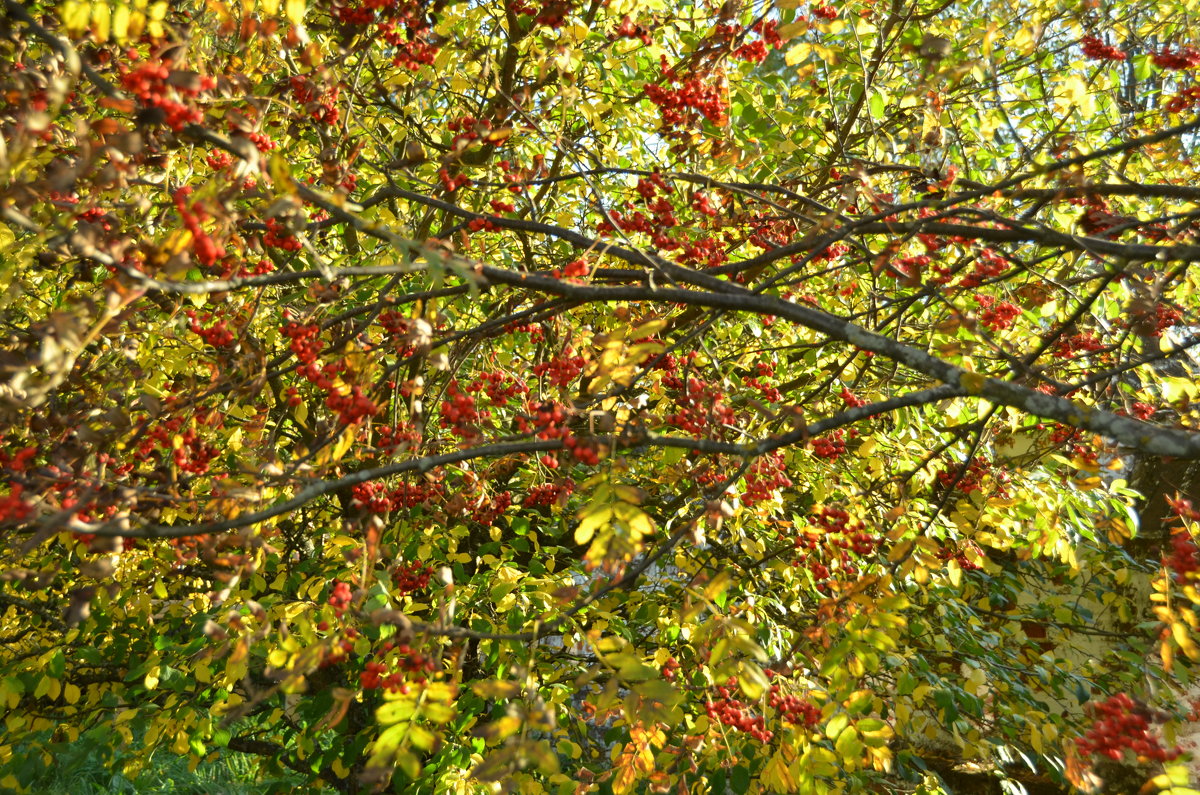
left=2, top=0, right=1200, bottom=792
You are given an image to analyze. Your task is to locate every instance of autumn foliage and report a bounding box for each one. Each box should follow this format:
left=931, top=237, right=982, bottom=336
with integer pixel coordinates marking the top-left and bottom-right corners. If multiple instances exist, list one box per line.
left=2, top=0, right=1200, bottom=793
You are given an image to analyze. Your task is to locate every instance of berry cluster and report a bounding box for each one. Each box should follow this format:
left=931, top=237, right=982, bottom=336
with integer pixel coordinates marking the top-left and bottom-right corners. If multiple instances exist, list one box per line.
left=1164, top=532, right=1199, bottom=583
left=533, top=348, right=586, bottom=388
left=551, top=258, right=590, bottom=281
left=1152, top=47, right=1200, bottom=70
left=0, top=484, right=32, bottom=523
left=743, top=452, right=793, bottom=507
left=613, top=15, right=653, bottom=45
left=522, top=480, right=574, bottom=508
left=812, top=5, right=838, bottom=20
left=937, top=457, right=1009, bottom=497
left=471, top=491, right=512, bottom=525
left=1076, top=693, right=1180, bottom=762
left=119, top=54, right=215, bottom=131
left=186, top=310, right=235, bottom=348
left=289, top=75, right=341, bottom=125
left=811, top=430, right=846, bottom=460
left=1165, top=85, right=1200, bottom=114
left=360, top=644, right=438, bottom=691
left=839, top=388, right=866, bottom=408
left=439, top=380, right=490, bottom=439
left=958, top=247, right=1008, bottom=288
left=173, top=187, right=225, bottom=267
left=662, top=377, right=737, bottom=438
left=936, top=543, right=983, bottom=571
left=281, top=321, right=324, bottom=367
left=645, top=57, right=729, bottom=138
left=806, top=506, right=877, bottom=557
left=438, top=168, right=471, bottom=192
left=332, top=0, right=440, bottom=70
left=1054, top=332, right=1105, bottom=359
left=263, top=218, right=302, bottom=251
left=328, top=581, right=353, bottom=615
left=767, top=683, right=821, bottom=727
left=172, top=428, right=221, bottom=474
left=394, top=561, right=434, bottom=594
left=1080, top=35, right=1127, bottom=62
left=974, top=294, right=1022, bottom=331
left=706, top=677, right=773, bottom=743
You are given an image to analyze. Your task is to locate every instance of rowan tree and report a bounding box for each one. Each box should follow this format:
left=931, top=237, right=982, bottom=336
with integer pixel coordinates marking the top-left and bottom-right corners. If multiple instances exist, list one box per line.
left=1, top=0, right=1200, bottom=793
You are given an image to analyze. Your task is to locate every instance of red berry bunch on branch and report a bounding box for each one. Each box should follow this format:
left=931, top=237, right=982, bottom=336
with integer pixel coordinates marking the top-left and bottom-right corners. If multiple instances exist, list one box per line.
left=1076, top=693, right=1180, bottom=763
left=1080, top=35, right=1127, bottom=62
left=645, top=57, right=729, bottom=138
left=767, top=682, right=821, bottom=727
left=1152, top=47, right=1200, bottom=70
left=706, top=677, right=773, bottom=743
left=119, top=53, right=215, bottom=131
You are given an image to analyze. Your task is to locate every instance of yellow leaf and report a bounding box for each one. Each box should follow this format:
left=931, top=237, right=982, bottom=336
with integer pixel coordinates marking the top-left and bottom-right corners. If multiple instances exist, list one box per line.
left=784, top=42, right=811, bottom=66
left=575, top=505, right=612, bottom=546
left=285, top=0, right=305, bottom=23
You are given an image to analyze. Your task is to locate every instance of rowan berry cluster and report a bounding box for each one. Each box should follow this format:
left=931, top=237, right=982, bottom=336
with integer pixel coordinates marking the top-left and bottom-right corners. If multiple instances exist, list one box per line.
left=468, top=371, right=528, bottom=406
left=440, top=380, right=489, bottom=439
left=562, top=433, right=601, bottom=466
left=741, top=367, right=781, bottom=402
left=937, top=457, right=1008, bottom=497
left=1164, top=532, right=1199, bottom=583
left=1152, top=47, right=1200, bottom=69
left=812, top=243, right=850, bottom=263
left=393, top=561, right=434, bottom=594
left=767, top=684, right=821, bottom=727
left=1054, top=332, right=1105, bottom=359
left=812, top=4, right=838, bottom=20
left=438, top=168, right=471, bottom=192
left=661, top=657, right=680, bottom=680
left=840, top=388, right=866, bottom=408
left=614, top=15, right=653, bottom=45
left=532, top=348, right=586, bottom=387
left=811, top=430, right=846, bottom=460
left=1165, top=86, right=1200, bottom=114
left=119, top=54, right=214, bottom=131
left=706, top=677, right=773, bottom=742
left=679, top=236, right=727, bottom=269
left=172, top=428, right=221, bottom=474
left=958, top=247, right=1008, bottom=288
left=974, top=294, right=1022, bottom=331
left=743, top=452, right=793, bottom=507
left=1129, top=402, right=1156, bottom=421
left=281, top=321, right=324, bottom=366
left=645, top=57, right=729, bottom=137
left=186, top=310, right=235, bottom=348
left=173, top=187, right=225, bottom=267
left=263, top=218, right=302, bottom=251
left=328, top=581, right=353, bottom=615
left=522, top=480, right=574, bottom=508
left=471, top=491, right=512, bottom=525
left=1080, top=35, right=1127, bottom=62
left=289, top=75, right=340, bottom=124
left=240, top=130, right=278, bottom=152
left=1076, top=693, right=1179, bottom=762
left=0, top=485, right=32, bottom=523
left=326, top=385, right=379, bottom=425
left=882, top=254, right=931, bottom=281
left=551, top=258, right=589, bottom=281
left=936, top=543, right=983, bottom=571
left=662, top=377, right=737, bottom=437
left=807, top=505, right=878, bottom=557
